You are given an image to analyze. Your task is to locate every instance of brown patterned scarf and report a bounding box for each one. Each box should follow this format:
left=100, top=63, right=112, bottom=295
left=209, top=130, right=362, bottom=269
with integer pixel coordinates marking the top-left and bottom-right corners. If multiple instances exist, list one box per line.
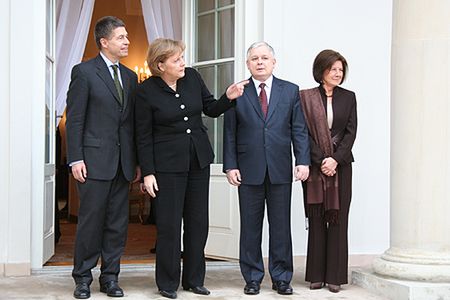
left=300, top=88, right=339, bottom=223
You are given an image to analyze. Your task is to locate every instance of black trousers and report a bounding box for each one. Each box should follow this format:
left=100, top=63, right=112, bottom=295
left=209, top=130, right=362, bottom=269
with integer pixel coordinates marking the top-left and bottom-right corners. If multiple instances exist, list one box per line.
left=238, top=173, right=293, bottom=284
left=153, top=148, right=210, bottom=291
left=305, top=164, right=352, bottom=285
left=72, top=166, right=129, bottom=285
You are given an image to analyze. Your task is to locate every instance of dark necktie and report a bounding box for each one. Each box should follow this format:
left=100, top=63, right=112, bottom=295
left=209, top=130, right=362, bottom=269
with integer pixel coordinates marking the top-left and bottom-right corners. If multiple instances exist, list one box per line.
left=259, top=82, right=268, bottom=118
left=111, top=65, right=123, bottom=105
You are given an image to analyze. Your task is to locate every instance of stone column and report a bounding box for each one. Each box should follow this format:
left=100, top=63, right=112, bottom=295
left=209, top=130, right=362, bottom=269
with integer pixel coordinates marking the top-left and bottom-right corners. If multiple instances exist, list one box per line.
left=359, top=0, right=450, bottom=298
left=353, top=0, right=450, bottom=299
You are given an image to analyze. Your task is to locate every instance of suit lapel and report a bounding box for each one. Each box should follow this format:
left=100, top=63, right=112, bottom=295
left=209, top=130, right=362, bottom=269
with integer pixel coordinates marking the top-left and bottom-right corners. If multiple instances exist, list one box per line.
left=95, top=55, right=122, bottom=105
left=266, top=76, right=282, bottom=122
left=244, top=78, right=265, bottom=120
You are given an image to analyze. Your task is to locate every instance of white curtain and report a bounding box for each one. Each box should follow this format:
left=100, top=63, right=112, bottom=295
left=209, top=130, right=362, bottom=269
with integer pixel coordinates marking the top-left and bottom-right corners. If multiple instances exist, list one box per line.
left=140, top=0, right=182, bottom=43
left=55, top=0, right=95, bottom=123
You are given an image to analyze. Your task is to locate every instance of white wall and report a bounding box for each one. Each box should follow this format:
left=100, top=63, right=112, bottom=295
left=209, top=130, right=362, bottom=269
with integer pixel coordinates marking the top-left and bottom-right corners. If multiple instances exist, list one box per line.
left=0, top=0, right=46, bottom=275
left=0, top=0, right=11, bottom=275
left=258, top=0, right=392, bottom=256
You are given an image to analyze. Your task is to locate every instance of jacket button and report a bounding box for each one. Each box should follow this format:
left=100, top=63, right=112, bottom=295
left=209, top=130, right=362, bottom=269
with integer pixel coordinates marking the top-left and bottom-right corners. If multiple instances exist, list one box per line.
left=186, top=129, right=191, bottom=134
left=180, top=104, right=185, bottom=109
left=184, top=116, right=188, bottom=121
left=117, top=142, right=121, bottom=146
left=175, top=93, right=180, bottom=98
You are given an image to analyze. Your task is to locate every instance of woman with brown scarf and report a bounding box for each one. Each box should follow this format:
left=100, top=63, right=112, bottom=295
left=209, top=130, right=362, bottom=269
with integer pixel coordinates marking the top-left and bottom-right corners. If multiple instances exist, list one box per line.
left=300, top=50, right=357, bottom=293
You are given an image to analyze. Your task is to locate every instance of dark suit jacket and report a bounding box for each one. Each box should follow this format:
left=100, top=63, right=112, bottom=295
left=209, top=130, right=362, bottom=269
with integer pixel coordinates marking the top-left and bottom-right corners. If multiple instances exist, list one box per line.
left=65, top=54, right=138, bottom=181
left=223, top=76, right=310, bottom=185
left=135, top=67, right=235, bottom=177
left=308, top=85, right=357, bottom=166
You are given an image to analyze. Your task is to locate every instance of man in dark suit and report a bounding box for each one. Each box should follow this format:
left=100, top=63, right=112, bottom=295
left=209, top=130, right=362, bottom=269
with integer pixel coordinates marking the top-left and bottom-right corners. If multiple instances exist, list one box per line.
left=66, top=16, right=139, bottom=299
left=223, top=41, right=310, bottom=295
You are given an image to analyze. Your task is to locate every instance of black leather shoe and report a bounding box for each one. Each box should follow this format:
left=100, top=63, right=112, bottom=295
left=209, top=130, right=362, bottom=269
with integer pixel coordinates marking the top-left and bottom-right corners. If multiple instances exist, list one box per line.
left=272, top=281, right=293, bottom=295
left=73, top=283, right=90, bottom=299
left=160, top=290, right=177, bottom=299
left=183, top=286, right=210, bottom=295
left=100, top=281, right=124, bottom=297
left=244, top=281, right=260, bottom=295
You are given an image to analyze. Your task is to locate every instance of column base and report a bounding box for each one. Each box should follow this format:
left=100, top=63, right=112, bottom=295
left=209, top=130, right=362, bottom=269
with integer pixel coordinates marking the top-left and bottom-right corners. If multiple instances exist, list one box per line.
left=352, top=269, right=450, bottom=300
left=373, top=247, right=450, bottom=282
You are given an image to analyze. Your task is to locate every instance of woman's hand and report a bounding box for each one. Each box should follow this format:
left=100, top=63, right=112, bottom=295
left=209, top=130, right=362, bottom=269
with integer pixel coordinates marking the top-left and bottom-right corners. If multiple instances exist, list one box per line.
left=226, top=80, right=250, bottom=100
left=321, top=157, right=338, bottom=176
left=143, top=174, right=159, bottom=197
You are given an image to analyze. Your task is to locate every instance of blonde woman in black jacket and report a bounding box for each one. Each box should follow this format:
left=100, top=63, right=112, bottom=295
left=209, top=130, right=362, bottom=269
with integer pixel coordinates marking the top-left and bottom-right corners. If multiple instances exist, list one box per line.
left=135, top=38, right=247, bottom=299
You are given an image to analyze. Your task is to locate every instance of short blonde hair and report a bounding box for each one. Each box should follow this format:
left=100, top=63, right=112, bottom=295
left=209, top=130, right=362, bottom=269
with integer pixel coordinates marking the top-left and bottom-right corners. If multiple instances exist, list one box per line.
left=146, top=38, right=186, bottom=77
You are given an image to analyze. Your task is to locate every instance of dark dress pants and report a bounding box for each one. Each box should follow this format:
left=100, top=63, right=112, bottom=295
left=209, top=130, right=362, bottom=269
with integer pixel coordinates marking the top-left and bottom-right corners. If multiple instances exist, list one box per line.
left=238, top=173, right=293, bottom=284
left=305, top=164, right=352, bottom=285
left=72, top=166, right=129, bottom=285
left=153, top=149, right=210, bottom=291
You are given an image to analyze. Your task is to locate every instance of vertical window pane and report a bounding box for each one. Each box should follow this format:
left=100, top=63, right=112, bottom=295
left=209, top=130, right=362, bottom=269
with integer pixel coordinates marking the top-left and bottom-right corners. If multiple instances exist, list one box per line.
left=45, top=59, right=52, bottom=163
left=46, top=0, right=51, bottom=55
left=197, top=66, right=215, bottom=95
left=218, top=8, right=234, bottom=58
left=217, top=62, right=234, bottom=95
left=197, top=0, right=215, bottom=13
left=197, top=13, right=215, bottom=61
left=194, top=0, right=234, bottom=164
left=219, top=0, right=234, bottom=7
left=215, top=115, right=224, bottom=163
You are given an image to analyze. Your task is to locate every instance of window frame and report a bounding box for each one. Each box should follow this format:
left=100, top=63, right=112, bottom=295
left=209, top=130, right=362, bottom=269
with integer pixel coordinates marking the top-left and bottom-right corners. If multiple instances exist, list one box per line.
left=189, top=0, right=236, bottom=164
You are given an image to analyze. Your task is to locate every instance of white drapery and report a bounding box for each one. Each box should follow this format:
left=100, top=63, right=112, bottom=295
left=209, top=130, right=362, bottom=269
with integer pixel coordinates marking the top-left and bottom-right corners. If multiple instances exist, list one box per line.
left=55, top=0, right=95, bottom=123
left=55, top=0, right=182, bottom=121
left=140, top=0, right=182, bottom=43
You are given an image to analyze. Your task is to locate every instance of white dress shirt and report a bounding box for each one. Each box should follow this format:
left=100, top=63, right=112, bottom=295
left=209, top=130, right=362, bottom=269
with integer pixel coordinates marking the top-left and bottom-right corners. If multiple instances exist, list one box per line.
left=252, top=75, right=273, bottom=104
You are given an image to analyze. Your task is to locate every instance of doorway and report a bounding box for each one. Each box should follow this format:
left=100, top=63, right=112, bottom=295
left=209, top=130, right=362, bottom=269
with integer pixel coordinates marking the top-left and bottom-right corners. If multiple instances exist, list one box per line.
left=47, top=119, right=157, bottom=266
left=45, top=0, right=240, bottom=267
left=47, top=0, right=155, bottom=266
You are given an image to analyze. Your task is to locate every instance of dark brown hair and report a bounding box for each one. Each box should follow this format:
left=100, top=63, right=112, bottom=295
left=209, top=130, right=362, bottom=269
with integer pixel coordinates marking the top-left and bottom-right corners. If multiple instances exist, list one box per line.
left=146, top=38, right=186, bottom=77
left=312, top=49, right=348, bottom=84
left=94, top=16, right=125, bottom=50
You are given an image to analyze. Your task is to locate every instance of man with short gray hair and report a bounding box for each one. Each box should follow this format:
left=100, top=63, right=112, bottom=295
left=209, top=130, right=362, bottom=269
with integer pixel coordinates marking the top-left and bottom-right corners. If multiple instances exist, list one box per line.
left=223, top=41, right=310, bottom=295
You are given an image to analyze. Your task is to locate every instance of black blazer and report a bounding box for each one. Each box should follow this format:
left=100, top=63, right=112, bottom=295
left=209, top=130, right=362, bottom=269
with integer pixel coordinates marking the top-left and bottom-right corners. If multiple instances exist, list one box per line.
left=135, top=67, right=235, bottom=176
left=308, top=85, right=357, bottom=166
left=65, top=54, right=138, bottom=181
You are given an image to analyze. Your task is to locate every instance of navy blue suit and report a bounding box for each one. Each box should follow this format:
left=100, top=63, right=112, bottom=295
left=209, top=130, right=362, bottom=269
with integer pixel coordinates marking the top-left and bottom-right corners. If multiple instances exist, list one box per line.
left=223, top=76, right=310, bottom=284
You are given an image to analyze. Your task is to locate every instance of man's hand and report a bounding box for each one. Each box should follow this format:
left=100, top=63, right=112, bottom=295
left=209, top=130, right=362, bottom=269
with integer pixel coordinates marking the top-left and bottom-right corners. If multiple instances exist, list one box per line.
left=143, top=174, right=158, bottom=198
left=226, top=80, right=250, bottom=100
left=294, top=165, right=310, bottom=181
left=72, top=162, right=87, bottom=183
left=132, top=166, right=142, bottom=183
left=226, top=169, right=242, bottom=186
left=321, top=157, right=338, bottom=176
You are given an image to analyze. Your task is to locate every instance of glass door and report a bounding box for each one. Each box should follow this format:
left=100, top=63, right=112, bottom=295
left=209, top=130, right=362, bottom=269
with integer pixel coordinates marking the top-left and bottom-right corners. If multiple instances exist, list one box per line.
left=43, top=0, right=56, bottom=263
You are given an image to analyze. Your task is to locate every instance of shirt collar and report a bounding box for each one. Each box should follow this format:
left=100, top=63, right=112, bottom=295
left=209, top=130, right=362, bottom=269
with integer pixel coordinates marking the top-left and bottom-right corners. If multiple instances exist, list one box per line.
left=252, top=75, right=273, bottom=89
left=100, top=51, right=119, bottom=67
